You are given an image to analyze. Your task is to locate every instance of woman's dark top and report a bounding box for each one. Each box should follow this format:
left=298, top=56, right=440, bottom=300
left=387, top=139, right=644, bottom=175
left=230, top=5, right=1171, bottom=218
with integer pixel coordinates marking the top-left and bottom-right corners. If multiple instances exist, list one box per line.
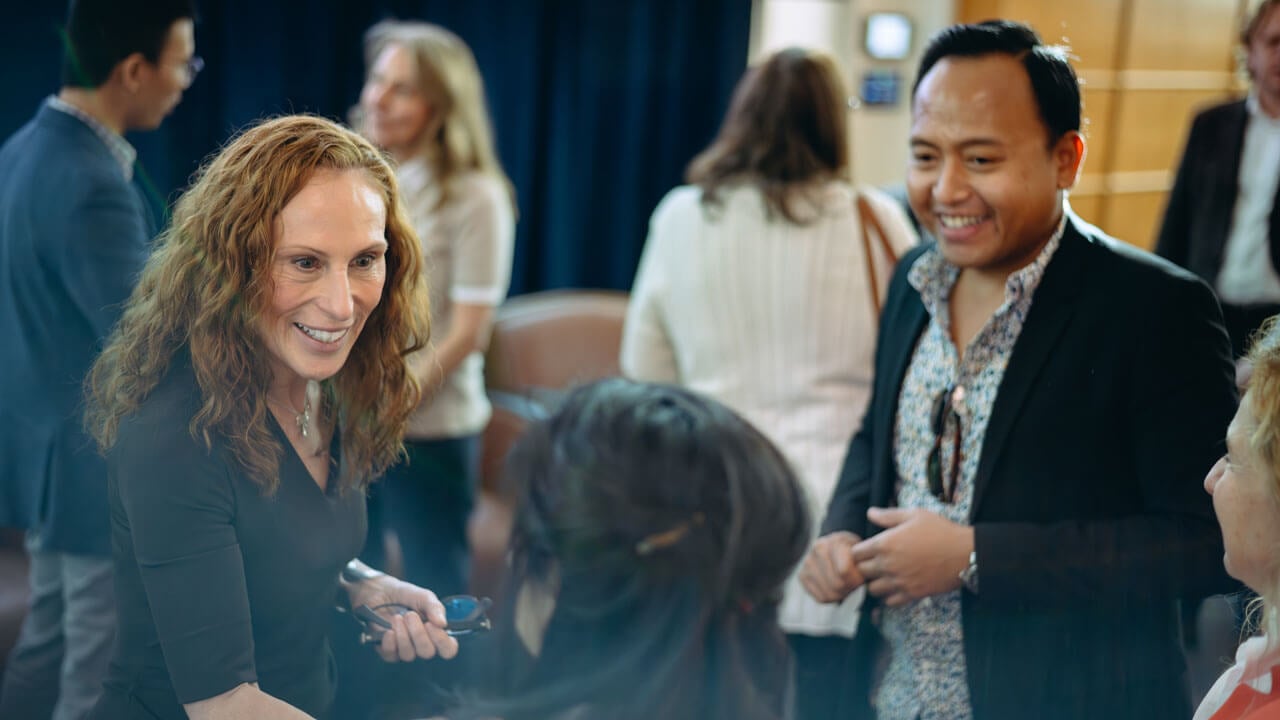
left=88, top=353, right=365, bottom=719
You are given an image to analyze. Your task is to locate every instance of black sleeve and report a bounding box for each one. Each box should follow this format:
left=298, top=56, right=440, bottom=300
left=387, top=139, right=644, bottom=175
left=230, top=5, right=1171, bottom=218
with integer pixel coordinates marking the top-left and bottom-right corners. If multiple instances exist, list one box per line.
left=974, top=273, right=1237, bottom=607
left=820, top=249, right=925, bottom=538
left=114, top=408, right=258, bottom=703
left=821, top=420, right=873, bottom=538
left=1154, top=113, right=1204, bottom=267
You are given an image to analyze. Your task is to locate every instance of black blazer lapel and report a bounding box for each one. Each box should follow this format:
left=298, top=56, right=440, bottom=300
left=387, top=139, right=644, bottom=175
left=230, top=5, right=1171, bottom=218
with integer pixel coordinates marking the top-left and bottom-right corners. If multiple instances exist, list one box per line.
left=968, top=220, right=1086, bottom=520
left=872, top=267, right=930, bottom=513
left=1262, top=106, right=1280, bottom=275
left=1217, top=102, right=1249, bottom=271
left=1271, top=181, right=1280, bottom=277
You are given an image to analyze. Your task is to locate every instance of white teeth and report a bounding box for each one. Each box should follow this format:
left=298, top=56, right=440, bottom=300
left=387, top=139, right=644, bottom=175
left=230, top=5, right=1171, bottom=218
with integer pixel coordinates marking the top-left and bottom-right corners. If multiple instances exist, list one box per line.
left=939, top=215, right=985, bottom=229
left=294, top=323, right=348, bottom=343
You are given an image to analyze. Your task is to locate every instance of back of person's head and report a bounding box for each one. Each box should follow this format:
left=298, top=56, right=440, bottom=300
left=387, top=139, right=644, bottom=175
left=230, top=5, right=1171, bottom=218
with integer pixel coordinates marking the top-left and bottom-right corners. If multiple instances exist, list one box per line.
left=359, top=20, right=509, bottom=191
left=686, top=47, right=850, bottom=224
left=467, top=379, right=809, bottom=720
left=915, top=20, right=1081, bottom=146
left=87, top=114, right=429, bottom=495
left=62, top=0, right=195, bottom=88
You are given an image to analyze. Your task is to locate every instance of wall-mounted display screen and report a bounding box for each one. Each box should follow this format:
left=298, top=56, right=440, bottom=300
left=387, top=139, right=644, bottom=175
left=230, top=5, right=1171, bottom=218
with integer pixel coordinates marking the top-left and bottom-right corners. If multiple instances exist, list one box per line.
left=860, top=70, right=902, bottom=106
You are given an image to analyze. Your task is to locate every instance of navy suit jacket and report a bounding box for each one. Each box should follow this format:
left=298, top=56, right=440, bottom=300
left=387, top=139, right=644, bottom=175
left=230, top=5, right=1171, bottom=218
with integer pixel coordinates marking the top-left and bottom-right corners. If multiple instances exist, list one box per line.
left=822, top=215, right=1238, bottom=719
left=0, top=101, right=155, bottom=555
left=1156, top=98, right=1280, bottom=284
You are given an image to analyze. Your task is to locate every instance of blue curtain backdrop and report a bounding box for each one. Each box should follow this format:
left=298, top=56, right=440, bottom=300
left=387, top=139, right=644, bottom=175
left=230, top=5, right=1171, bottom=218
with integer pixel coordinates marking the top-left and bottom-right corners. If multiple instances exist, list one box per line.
left=1, top=0, right=751, bottom=294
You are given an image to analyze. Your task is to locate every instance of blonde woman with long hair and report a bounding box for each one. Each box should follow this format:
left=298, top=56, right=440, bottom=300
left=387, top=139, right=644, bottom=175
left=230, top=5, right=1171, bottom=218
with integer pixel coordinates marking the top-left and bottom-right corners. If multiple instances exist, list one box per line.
left=355, top=20, right=515, bottom=601
left=83, top=115, right=455, bottom=720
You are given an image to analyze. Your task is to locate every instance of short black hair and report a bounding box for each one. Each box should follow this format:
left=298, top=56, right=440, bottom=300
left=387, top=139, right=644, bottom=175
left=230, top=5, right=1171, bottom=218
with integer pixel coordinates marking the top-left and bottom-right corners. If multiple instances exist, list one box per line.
left=62, top=0, right=197, bottom=88
left=913, top=20, right=1081, bottom=145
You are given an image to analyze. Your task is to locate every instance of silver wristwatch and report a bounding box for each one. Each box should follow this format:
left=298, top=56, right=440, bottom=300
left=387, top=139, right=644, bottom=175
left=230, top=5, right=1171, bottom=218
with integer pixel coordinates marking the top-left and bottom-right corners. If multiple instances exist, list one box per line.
left=340, top=561, right=384, bottom=584
left=959, top=550, right=979, bottom=594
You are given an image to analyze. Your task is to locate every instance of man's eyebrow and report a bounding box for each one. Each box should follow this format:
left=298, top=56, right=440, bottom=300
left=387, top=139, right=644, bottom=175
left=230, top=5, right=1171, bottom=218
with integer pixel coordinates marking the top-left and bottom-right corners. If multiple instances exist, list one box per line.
left=909, top=137, right=1005, bottom=149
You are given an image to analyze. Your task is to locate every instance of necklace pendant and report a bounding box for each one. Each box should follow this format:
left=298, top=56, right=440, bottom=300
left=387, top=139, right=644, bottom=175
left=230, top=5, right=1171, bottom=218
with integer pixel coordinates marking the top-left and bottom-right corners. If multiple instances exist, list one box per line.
left=297, top=380, right=322, bottom=452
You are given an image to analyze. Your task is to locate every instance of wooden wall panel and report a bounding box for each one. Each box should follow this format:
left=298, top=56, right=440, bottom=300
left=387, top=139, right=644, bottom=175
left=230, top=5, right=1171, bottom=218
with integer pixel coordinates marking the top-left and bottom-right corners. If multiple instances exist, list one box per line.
left=1072, top=74, right=1117, bottom=226
left=1111, top=89, right=1235, bottom=171
left=960, top=0, right=1239, bottom=247
left=1124, top=0, right=1240, bottom=71
left=1100, top=192, right=1169, bottom=249
left=958, top=0, right=1002, bottom=23
left=959, top=0, right=1124, bottom=68
left=1068, top=194, right=1103, bottom=226
left=1080, top=88, right=1113, bottom=173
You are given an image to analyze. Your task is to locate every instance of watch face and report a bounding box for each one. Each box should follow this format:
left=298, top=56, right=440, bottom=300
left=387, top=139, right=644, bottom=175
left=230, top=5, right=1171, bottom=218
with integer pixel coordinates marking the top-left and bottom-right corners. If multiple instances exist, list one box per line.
left=961, top=553, right=979, bottom=593
left=342, top=565, right=381, bottom=583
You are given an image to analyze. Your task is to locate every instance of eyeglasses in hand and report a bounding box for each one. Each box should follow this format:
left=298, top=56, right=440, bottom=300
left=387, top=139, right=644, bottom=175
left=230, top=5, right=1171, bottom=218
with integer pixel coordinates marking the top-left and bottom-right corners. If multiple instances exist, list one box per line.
left=352, top=595, right=492, bottom=644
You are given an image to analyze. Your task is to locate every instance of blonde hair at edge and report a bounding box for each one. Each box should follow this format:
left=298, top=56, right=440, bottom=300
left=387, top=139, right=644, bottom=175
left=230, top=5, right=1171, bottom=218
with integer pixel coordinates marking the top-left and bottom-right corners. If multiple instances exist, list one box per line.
left=359, top=20, right=514, bottom=212
left=86, top=115, right=432, bottom=495
left=1244, top=316, right=1280, bottom=642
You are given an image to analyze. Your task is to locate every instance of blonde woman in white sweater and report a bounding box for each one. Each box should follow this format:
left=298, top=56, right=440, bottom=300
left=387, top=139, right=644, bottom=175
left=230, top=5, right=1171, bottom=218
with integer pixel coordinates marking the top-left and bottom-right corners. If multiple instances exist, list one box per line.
left=621, top=47, right=917, bottom=720
left=356, top=20, right=514, bottom=593
left=348, top=20, right=515, bottom=717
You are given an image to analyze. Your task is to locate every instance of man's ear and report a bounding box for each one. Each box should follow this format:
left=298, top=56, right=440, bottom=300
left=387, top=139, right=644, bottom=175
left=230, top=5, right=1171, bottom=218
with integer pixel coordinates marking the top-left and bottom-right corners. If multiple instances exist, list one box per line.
left=1054, top=130, right=1086, bottom=190
left=115, top=52, right=149, bottom=93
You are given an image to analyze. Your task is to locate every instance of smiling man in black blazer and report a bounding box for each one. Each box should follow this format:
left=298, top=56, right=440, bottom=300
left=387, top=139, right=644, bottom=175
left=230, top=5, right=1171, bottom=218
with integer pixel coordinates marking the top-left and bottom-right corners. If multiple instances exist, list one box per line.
left=801, top=20, right=1238, bottom=720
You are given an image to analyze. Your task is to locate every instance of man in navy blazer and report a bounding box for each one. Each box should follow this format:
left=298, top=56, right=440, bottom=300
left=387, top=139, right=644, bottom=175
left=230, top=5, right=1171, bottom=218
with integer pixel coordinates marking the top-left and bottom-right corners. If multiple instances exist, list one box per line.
left=1158, top=0, right=1280, bottom=358
left=0, top=0, right=196, bottom=716
left=801, top=21, right=1237, bottom=719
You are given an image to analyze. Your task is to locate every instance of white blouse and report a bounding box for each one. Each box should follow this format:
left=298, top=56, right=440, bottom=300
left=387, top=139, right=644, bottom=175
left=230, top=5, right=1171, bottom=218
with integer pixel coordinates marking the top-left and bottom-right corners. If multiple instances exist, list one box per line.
left=621, top=181, right=918, bottom=636
left=398, top=160, right=515, bottom=439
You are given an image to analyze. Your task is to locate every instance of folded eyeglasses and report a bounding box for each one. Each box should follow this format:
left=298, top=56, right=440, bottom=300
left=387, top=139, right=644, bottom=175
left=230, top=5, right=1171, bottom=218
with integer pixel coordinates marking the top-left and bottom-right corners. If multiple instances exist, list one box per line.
left=350, top=595, right=492, bottom=644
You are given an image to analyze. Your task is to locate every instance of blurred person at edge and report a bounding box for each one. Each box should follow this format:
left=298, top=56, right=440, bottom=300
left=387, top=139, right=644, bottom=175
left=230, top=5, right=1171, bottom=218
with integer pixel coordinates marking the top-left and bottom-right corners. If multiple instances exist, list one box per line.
left=354, top=18, right=514, bottom=614
left=349, top=21, right=515, bottom=716
left=82, top=115, right=456, bottom=720
left=451, top=378, right=809, bottom=720
left=1158, top=0, right=1280, bottom=362
left=620, top=46, right=917, bottom=720
left=0, top=0, right=197, bottom=717
left=801, top=20, right=1238, bottom=720
left=1197, top=316, right=1280, bottom=720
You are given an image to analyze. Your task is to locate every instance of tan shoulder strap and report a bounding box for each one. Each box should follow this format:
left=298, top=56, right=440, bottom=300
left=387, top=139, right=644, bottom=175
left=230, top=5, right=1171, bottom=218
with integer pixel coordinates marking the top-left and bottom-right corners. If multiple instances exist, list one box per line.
left=856, top=191, right=900, bottom=317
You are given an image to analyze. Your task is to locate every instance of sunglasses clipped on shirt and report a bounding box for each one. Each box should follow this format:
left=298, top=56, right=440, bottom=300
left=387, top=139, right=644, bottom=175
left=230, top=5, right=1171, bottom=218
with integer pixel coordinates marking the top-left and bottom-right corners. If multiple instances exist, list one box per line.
left=927, top=384, right=964, bottom=504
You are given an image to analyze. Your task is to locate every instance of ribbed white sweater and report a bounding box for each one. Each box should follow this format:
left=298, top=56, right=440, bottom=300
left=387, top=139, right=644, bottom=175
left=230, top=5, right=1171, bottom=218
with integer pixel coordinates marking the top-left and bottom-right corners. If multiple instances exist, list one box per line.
left=622, top=181, right=918, bottom=636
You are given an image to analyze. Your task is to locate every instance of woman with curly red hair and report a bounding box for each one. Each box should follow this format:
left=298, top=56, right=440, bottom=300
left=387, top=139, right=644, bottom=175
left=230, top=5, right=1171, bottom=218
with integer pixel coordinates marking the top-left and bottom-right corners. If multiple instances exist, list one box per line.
left=85, top=115, right=454, bottom=719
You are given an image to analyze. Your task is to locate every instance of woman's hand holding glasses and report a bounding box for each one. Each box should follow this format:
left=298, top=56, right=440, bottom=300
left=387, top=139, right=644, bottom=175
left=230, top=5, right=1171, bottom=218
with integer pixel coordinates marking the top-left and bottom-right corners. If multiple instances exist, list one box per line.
left=342, top=572, right=461, bottom=662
